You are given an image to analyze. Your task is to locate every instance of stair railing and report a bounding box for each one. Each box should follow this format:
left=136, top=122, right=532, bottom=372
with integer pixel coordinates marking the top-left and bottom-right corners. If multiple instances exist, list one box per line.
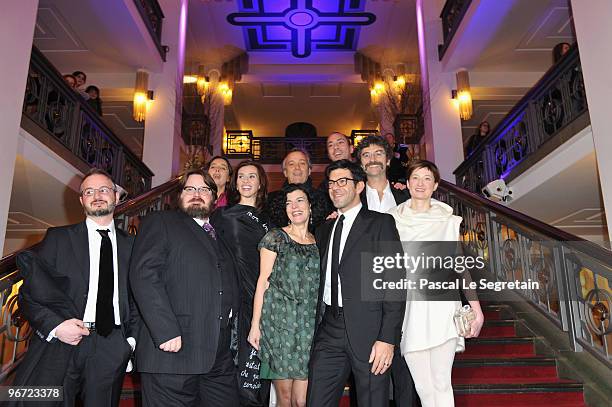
left=435, top=180, right=611, bottom=367
left=0, top=174, right=182, bottom=382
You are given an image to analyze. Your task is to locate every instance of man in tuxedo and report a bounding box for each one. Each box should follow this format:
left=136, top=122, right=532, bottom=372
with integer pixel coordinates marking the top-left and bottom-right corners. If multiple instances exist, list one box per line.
left=307, top=160, right=405, bottom=407
left=129, top=168, right=239, bottom=407
left=356, top=135, right=410, bottom=213
left=16, top=168, right=138, bottom=407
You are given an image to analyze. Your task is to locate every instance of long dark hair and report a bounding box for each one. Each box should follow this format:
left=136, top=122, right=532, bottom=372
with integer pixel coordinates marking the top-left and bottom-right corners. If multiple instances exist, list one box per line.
left=205, top=156, right=233, bottom=194
left=228, top=160, right=268, bottom=210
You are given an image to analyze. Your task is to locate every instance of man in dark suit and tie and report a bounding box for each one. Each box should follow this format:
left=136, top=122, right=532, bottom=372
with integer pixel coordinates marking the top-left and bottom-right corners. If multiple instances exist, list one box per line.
left=16, top=168, right=138, bottom=407
left=307, top=160, right=405, bottom=407
left=129, top=168, right=239, bottom=407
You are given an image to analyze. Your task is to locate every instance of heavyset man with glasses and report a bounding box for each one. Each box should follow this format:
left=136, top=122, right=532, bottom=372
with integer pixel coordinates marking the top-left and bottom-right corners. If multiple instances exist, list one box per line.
left=14, top=168, right=138, bottom=407
left=129, top=168, right=240, bottom=407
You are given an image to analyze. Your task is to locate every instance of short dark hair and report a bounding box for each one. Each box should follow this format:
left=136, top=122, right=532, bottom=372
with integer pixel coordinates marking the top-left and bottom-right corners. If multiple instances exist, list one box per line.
left=179, top=168, right=218, bottom=201
left=85, top=85, right=100, bottom=94
left=405, top=159, right=441, bottom=183
left=72, top=71, right=87, bottom=81
left=354, top=135, right=393, bottom=165
left=228, top=160, right=268, bottom=210
left=80, top=168, right=115, bottom=193
left=282, top=183, right=312, bottom=206
left=325, top=159, right=367, bottom=184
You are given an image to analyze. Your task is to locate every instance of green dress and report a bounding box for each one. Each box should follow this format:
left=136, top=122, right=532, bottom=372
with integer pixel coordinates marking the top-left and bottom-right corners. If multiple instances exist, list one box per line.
left=257, top=228, right=320, bottom=380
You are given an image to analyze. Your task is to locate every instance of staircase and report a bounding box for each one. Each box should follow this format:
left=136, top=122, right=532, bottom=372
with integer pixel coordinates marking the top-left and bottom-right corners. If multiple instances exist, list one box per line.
left=453, top=304, right=586, bottom=406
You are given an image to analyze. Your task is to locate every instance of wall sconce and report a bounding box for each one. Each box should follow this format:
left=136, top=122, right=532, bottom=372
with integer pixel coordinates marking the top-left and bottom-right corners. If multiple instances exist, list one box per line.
left=219, top=81, right=233, bottom=105
left=454, top=70, right=473, bottom=120
left=196, top=65, right=210, bottom=96
left=133, top=70, right=153, bottom=122
left=392, top=75, right=406, bottom=93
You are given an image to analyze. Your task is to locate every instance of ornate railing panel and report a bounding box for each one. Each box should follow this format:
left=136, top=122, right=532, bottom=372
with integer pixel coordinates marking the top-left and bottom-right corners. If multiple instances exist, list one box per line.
left=133, top=0, right=166, bottom=61
left=455, top=45, right=588, bottom=194
left=438, top=0, right=472, bottom=60
left=435, top=180, right=612, bottom=366
left=224, top=130, right=332, bottom=164
left=22, top=47, right=153, bottom=194
left=0, top=175, right=182, bottom=382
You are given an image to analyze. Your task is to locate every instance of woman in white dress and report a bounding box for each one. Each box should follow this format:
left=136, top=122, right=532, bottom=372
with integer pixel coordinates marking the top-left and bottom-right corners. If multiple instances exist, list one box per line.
left=387, top=159, right=485, bottom=407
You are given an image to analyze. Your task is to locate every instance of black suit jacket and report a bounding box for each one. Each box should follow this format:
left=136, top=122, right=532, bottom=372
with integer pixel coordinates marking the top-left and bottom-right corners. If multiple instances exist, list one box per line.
left=314, top=207, right=405, bottom=361
left=12, top=222, right=136, bottom=394
left=129, top=210, right=239, bottom=374
left=360, top=183, right=410, bottom=209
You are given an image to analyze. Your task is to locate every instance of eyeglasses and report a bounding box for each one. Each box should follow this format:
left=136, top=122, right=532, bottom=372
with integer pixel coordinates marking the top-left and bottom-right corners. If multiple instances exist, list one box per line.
left=81, top=186, right=115, bottom=197
left=183, top=186, right=213, bottom=196
left=328, top=177, right=356, bottom=188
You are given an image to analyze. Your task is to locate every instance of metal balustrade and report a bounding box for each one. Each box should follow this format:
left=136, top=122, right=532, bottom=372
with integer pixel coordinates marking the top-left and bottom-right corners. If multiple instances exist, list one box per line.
left=22, top=47, right=153, bottom=197
left=133, top=0, right=166, bottom=61
left=438, top=0, right=473, bottom=60
left=454, top=44, right=589, bottom=194
left=436, top=181, right=611, bottom=366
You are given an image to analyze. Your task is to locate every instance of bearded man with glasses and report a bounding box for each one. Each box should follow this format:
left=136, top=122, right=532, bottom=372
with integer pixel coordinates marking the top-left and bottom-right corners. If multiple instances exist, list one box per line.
left=129, top=168, right=240, bottom=407
left=13, top=168, right=138, bottom=407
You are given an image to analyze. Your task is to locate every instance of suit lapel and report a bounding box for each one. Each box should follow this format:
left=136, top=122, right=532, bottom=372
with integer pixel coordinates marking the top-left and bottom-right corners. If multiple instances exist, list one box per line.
left=340, top=208, right=370, bottom=266
left=181, top=214, right=217, bottom=257
left=68, top=222, right=90, bottom=287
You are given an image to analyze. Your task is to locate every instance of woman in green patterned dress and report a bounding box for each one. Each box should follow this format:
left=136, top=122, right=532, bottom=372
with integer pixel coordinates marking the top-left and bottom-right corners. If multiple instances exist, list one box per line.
left=248, top=184, right=320, bottom=407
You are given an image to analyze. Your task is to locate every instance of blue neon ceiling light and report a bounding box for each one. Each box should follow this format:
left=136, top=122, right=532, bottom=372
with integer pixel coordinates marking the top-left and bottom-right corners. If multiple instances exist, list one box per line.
left=227, top=0, right=376, bottom=58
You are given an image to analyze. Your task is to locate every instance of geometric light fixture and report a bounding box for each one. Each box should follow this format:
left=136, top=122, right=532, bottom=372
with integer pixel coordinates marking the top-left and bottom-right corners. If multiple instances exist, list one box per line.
left=133, top=70, right=152, bottom=122
left=455, top=69, right=473, bottom=120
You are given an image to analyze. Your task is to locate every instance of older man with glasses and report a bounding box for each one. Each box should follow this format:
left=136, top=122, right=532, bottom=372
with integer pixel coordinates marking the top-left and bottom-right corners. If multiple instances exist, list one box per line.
left=13, top=168, right=139, bottom=407
left=129, top=168, right=240, bottom=407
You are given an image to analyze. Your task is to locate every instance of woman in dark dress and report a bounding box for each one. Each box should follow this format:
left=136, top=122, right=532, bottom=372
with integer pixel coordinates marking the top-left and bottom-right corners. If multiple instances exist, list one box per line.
left=211, top=160, right=271, bottom=406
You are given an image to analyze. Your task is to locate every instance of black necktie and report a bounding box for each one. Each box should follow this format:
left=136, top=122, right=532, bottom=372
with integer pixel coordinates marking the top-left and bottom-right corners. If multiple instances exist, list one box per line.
left=96, top=229, right=114, bottom=337
left=330, top=215, right=344, bottom=317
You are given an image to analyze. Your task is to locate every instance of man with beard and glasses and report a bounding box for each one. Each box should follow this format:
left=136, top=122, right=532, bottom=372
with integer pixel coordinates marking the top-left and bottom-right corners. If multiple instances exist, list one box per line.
left=129, top=168, right=240, bottom=407
left=354, top=136, right=418, bottom=407
left=12, top=168, right=138, bottom=407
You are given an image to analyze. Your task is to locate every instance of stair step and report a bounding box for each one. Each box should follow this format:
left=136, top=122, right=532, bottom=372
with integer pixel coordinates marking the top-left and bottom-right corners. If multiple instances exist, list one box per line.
left=452, top=357, right=560, bottom=384
left=479, top=320, right=517, bottom=338
left=454, top=382, right=586, bottom=407
left=458, top=337, right=535, bottom=358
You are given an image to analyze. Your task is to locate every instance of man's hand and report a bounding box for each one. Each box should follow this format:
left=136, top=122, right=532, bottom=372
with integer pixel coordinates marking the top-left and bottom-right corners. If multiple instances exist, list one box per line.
left=393, top=182, right=406, bottom=190
left=55, top=319, right=90, bottom=346
left=160, top=336, right=182, bottom=352
left=369, top=341, right=394, bottom=375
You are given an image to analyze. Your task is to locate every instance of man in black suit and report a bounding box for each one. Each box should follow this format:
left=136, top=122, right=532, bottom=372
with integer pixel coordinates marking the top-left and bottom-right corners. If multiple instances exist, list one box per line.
left=307, top=160, right=405, bottom=407
left=356, top=135, right=410, bottom=212
left=16, top=168, right=138, bottom=407
left=129, top=168, right=239, bottom=407
left=356, top=135, right=418, bottom=407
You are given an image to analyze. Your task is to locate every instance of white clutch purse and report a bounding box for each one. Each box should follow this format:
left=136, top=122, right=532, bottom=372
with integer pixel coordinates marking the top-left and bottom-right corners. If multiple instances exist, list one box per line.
left=453, top=305, right=476, bottom=337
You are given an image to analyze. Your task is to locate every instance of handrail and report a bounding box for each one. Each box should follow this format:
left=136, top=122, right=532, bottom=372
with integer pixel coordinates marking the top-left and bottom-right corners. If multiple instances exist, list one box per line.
left=23, top=46, right=154, bottom=197
left=436, top=179, right=612, bottom=366
left=438, top=0, right=472, bottom=60
left=0, top=173, right=182, bottom=381
left=454, top=44, right=588, bottom=193
left=132, top=0, right=166, bottom=61
left=439, top=180, right=611, bottom=263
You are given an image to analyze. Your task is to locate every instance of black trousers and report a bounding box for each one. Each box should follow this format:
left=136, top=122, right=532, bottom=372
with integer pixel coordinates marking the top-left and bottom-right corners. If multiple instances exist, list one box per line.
left=62, top=327, right=132, bottom=407
left=140, top=327, right=239, bottom=407
left=307, top=308, right=389, bottom=407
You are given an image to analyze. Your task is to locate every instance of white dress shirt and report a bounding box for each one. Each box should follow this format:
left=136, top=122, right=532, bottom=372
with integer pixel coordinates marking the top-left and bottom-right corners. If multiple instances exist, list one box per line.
left=82, top=218, right=120, bottom=325
left=323, top=203, right=362, bottom=307
left=366, top=182, right=397, bottom=213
